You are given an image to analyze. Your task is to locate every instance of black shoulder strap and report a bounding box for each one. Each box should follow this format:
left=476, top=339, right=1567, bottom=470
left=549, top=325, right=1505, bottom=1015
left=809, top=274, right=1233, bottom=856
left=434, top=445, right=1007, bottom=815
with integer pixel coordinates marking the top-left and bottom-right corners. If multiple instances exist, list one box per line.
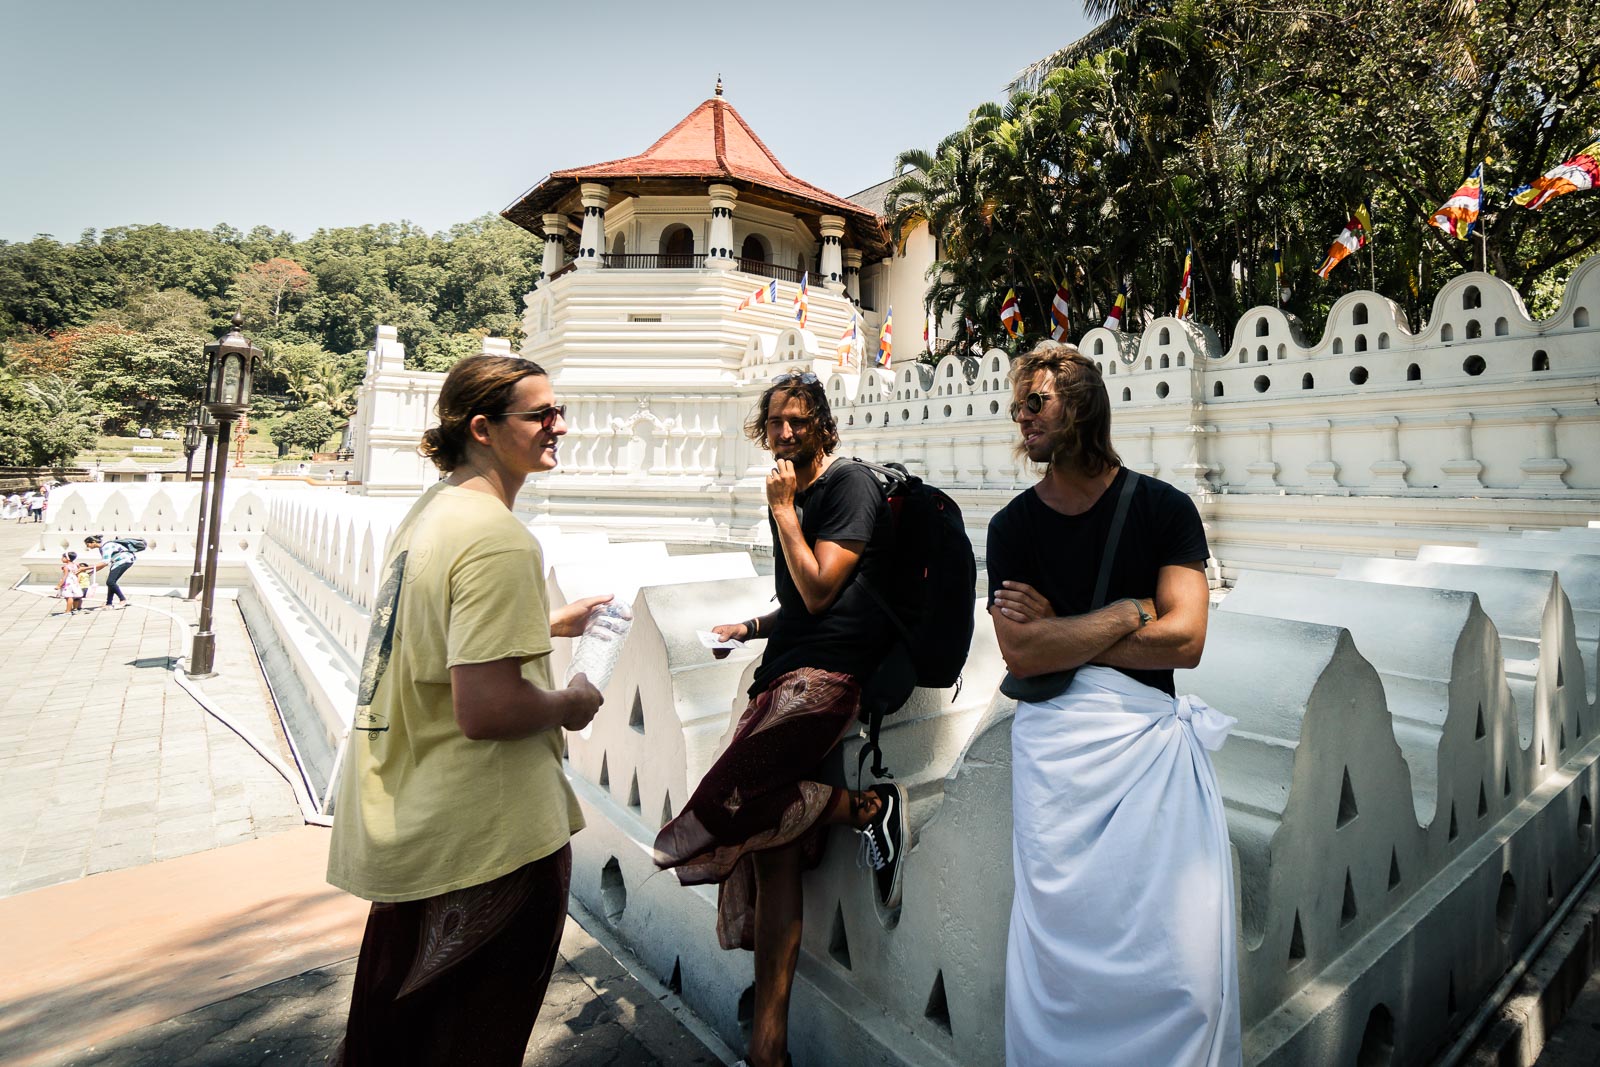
left=1090, top=469, right=1139, bottom=610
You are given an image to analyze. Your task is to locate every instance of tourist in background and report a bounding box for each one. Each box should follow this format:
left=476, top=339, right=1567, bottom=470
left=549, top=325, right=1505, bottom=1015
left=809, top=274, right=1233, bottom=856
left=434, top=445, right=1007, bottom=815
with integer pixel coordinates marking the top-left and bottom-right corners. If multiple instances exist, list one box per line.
left=86, top=535, right=138, bottom=609
left=27, top=490, right=44, bottom=522
left=987, top=342, right=1240, bottom=1066
left=327, top=354, right=613, bottom=1066
left=654, top=372, right=906, bottom=1067
left=3, top=492, right=21, bottom=520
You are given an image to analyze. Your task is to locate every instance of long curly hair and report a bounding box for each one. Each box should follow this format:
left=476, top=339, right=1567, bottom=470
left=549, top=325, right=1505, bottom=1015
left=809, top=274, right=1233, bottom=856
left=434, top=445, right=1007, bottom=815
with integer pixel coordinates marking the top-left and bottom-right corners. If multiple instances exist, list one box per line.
left=1010, top=341, right=1121, bottom=476
left=419, top=355, right=548, bottom=473
left=743, top=376, right=840, bottom=456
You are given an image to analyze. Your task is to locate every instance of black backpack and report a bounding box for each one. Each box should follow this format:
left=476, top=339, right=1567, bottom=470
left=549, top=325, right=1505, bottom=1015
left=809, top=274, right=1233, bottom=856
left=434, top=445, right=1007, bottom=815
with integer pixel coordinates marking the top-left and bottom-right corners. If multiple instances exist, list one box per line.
left=850, top=459, right=977, bottom=779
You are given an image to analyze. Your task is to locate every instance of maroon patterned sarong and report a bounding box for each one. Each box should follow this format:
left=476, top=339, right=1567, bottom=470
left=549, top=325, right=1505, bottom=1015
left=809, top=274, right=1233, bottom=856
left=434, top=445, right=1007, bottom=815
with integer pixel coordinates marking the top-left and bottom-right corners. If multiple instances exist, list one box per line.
left=653, top=668, right=861, bottom=950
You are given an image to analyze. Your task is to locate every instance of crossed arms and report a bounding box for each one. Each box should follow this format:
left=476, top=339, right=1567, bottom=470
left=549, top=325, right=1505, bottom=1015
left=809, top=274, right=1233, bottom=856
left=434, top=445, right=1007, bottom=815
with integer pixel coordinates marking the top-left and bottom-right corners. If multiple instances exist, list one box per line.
left=989, top=560, right=1209, bottom=678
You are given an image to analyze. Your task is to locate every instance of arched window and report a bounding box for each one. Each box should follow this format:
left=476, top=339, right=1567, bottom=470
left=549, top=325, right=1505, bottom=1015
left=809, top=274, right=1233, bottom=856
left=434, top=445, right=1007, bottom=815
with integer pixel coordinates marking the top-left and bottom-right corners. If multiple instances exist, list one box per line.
left=1213, top=381, right=1225, bottom=397
left=1463, top=285, right=1482, bottom=310
left=1378, top=333, right=1390, bottom=350
left=1257, top=345, right=1268, bottom=362
left=1532, top=350, right=1549, bottom=372
left=1160, top=354, right=1170, bottom=369
left=1095, top=361, right=1102, bottom=373
left=1093, top=339, right=1104, bottom=355
left=1302, top=373, right=1314, bottom=389
left=1352, top=303, right=1369, bottom=325
left=992, top=357, right=1002, bottom=372
left=1578, top=308, right=1591, bottom=327
left=945, top=364, right=953, bottom=377
left=740, top=234, right=768, bottom=263
left=966, top=404, right=973, bottom=415
left=1121, top=387, right=1131, bottom=401
left=1333, top=338, right=1344, bottom=355
left=1494, top=317, right=1508, bottom=337
left=1108, top=362, right=1116, bottom=375
left=1143, top=357, right=1152, bottom=370
left=659, top=224, right=695, bottom=266
left=1177, top=354, right=1186, bottom=367
left=1159, top=327, right=1171, bottom=345
left=1406, top=363, right=1421, bottom=381
left=1442, top=323, right=1455, bottom=342
left=1277, top=344, right=1287, bottom=360
left=1466, top=319, right=1482, bottom=339
left=1255, top=318, right=1269, bottom=337
left=610, top=231, right=627, bottom=257
left=1354, top=335, right=1368, bottom=352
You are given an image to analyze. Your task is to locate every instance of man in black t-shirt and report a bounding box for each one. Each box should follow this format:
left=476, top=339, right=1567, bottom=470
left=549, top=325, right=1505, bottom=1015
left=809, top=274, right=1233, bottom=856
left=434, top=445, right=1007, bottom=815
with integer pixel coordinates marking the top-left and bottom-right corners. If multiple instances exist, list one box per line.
left=653, top=372, right=906, bottom=1067
left=989, top=342, right=1241, bottom=1065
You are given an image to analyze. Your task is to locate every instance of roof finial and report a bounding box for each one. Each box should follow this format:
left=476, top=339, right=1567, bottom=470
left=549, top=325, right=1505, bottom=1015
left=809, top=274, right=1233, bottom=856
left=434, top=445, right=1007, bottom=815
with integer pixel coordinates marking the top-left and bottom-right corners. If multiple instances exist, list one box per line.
left=715, top=74, right=723, bottom=97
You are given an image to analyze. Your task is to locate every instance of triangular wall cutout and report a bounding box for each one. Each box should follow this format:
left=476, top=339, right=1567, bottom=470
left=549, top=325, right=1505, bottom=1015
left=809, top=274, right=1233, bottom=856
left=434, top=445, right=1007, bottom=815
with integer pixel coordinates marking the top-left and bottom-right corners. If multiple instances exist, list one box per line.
left=1288, top=911, right=1306, bottom=963
left=1478, top=782, right=1489, bottom=819
left=627, top=771, right=641, bottom=814
left=598, top=753, right=610, bottom=790
left=1337, top=767, right=1358, bottom=829
left=1547, top=870, right=1555, bottom=906
left=1475, top=704, right=1486, bottom=740
left=1388, top=848, right=1402, bottom=890
left=1560, top=723, right=1567, bottom=752
left=629, top=692, right=645, bottom=734
left=661, top=791, right=673, bottom=827
left=828, top=903, right=852, bottom=969
left=1558, top=658, right=1565, bottom=689
left=924, top=970, right=953, bottom=1035
left=1541, top=740, right=1548, bottom=767
left=668, top=956, right=682, bottom=995
left=1504, top=765, right=1512, bottom=798
left=1448, top=802, right=1459, bottom=840
left=1341, top=869, right=1359, bottom=926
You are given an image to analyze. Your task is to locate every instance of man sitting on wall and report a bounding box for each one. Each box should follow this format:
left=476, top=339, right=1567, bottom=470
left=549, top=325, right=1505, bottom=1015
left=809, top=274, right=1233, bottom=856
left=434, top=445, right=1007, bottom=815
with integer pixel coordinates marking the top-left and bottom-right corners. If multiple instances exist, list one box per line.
left=654, top=371, right=906, bottom=1067
left=987, top=341, right=1241, bottom=1066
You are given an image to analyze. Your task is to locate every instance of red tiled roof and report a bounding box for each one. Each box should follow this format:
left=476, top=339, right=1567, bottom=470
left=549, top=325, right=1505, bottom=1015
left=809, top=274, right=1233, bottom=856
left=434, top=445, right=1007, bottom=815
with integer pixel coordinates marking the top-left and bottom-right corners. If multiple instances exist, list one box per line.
left=547, top=97, right=875, bottom=220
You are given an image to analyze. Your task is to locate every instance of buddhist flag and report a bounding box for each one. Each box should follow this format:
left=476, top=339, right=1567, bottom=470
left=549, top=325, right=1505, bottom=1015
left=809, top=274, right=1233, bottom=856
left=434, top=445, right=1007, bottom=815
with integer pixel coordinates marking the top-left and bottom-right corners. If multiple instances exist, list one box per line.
left=1102, top=286, right=1126, bottom=331
left=1514, top=139, right=1600, bottom=210
left=1315, top=209, right=1370, bottom=279
left=877, top=306, right=893, bottom=368
left=999, top=288, right=1023, bottom=338
left=1175, top=248, right=1193, bottom=319
left=1049, top=281, right=1071, bottom=341
left=736, top=279, right=777, bottom=312
left=1272, top=245, right=1286, bottom=303
left=1429, top=164, right=1484, bottom=239
left=793, top=272, right=809, bottom=328
left=836, top=312, right=857, bottom=367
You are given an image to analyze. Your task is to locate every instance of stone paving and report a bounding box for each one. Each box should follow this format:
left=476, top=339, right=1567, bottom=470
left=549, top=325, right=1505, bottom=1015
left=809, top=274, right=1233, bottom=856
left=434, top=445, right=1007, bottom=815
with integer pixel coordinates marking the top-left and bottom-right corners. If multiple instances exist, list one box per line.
left=0, top=521, right=302, bottom=897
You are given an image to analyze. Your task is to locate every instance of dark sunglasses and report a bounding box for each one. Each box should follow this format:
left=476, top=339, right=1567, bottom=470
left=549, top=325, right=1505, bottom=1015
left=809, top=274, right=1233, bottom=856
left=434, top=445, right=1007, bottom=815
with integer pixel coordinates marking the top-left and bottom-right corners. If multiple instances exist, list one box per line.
left=1008, top=391, right=1057, bottom=420
left=488, top=404, right=567, bottom=431
left=772, top=372, right=819, bottom=386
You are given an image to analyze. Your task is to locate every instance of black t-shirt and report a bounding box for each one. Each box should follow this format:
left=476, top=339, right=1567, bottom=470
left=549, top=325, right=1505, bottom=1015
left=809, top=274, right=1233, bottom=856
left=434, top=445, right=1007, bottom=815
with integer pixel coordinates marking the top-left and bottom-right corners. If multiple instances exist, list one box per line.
left=750, top=459, right=895, bottom=695
left=985, top=468, right=1209, bottom=697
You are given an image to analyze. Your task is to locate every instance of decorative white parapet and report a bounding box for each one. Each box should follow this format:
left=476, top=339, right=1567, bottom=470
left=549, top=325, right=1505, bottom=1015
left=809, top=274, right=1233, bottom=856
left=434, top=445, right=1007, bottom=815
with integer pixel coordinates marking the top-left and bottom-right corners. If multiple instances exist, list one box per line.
left=114, top=453, right=1593, bottom=1065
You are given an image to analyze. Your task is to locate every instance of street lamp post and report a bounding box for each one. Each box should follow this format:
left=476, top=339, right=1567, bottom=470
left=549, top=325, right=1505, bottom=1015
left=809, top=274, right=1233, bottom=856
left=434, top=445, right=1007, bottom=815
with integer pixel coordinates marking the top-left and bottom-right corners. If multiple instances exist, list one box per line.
left=188, top=314, right=259, bottom=679
left=186, top=407, right=216, bottom=599
left=183, top=412, right=201, bottom=481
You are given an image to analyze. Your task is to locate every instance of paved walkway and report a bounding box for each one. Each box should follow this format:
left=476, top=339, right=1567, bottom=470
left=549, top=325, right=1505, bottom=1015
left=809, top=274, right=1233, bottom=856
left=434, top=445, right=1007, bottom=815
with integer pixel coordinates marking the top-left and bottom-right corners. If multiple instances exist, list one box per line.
left=0, top=517, right=727, bottom=1066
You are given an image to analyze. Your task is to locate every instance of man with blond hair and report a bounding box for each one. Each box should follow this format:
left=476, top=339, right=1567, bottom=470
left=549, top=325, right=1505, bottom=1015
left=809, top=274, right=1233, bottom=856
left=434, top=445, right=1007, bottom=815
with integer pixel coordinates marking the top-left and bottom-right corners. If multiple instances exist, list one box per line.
left=988, top=341, right=1240, bottom=1066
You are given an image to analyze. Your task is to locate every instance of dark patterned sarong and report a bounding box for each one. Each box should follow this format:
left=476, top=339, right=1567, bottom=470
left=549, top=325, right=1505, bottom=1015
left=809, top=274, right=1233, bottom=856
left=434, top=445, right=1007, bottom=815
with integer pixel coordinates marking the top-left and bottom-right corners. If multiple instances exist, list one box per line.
left=336, top=844, right=571, bottom=1066
left=653, top=668, right=861, bottom=950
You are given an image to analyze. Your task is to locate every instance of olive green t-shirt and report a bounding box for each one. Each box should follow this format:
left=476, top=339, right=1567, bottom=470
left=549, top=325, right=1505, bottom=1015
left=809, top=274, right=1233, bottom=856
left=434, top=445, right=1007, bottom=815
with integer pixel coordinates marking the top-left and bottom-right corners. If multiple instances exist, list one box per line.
left=326, top=482, right=584, bottom=902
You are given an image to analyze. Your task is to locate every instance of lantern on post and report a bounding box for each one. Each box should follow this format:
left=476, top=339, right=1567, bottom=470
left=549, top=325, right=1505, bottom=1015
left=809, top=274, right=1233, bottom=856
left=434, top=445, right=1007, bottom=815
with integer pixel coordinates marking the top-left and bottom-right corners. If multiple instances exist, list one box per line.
left=182, top=411, right=202, bottom=481
left=188, top=314, right=260, bottom=679
left=186, top=407, right=216, bottom=599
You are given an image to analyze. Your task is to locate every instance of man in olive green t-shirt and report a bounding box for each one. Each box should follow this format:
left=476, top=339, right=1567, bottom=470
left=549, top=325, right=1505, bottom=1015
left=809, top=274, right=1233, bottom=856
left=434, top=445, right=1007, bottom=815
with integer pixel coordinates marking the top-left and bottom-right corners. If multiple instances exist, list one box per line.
left=329, top=356, right=609, bottom=1066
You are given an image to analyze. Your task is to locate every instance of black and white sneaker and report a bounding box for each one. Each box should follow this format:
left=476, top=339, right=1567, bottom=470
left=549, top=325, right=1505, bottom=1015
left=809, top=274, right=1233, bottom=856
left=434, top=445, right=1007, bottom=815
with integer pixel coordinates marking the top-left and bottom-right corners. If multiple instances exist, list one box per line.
left=857, top=783, right=906, bottom=910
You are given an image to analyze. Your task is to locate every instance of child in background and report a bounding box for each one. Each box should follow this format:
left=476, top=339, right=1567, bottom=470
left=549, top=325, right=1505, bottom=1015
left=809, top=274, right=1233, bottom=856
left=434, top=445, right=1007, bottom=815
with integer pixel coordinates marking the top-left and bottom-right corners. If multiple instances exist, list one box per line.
left=56, top=552, right=84, bottom=614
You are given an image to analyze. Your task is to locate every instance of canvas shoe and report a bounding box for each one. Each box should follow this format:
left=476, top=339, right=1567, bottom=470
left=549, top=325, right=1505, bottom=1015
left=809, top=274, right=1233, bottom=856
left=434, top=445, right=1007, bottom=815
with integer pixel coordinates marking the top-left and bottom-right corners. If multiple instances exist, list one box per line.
left=857, top=783, right=906, bottom=910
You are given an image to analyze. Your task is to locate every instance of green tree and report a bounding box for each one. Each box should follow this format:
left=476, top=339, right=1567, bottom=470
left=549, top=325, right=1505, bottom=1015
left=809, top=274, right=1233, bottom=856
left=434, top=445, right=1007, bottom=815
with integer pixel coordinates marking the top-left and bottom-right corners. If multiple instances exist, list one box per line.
left=72, top=326, right=207, bottom=434
left=274, top=405, right=339, bottom=457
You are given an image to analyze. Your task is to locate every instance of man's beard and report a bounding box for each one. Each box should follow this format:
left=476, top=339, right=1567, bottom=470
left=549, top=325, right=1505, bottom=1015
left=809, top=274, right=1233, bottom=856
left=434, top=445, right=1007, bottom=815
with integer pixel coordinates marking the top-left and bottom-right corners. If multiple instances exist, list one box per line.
left=774, top=441, right=818, bottom=465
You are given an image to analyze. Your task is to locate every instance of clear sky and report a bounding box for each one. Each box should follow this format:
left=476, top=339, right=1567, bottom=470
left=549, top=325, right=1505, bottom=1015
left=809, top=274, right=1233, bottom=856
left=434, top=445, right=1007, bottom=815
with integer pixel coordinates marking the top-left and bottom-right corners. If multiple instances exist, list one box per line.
left=0, top=0, right=1092, bottom=243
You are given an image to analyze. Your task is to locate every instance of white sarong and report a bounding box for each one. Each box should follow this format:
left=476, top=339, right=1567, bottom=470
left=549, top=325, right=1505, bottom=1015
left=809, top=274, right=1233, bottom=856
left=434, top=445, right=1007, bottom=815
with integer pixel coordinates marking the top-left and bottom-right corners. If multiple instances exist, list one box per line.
left=1006, top=666, right=1242, bottom=1067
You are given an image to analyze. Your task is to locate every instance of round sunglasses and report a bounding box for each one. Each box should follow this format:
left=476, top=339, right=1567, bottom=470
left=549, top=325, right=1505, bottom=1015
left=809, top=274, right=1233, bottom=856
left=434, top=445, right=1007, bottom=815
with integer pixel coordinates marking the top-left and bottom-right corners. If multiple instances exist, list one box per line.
left=1008, top=391, right=1057, bottom=421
